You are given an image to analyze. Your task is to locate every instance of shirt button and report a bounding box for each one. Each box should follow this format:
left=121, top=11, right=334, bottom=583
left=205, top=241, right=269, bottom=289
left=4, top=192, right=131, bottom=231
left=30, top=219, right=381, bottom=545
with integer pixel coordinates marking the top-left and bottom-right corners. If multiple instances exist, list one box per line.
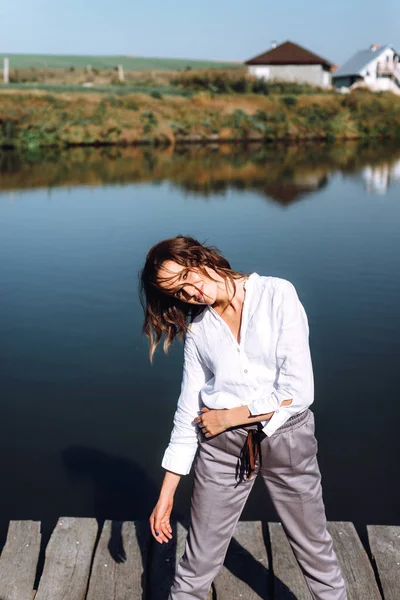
left=276, top=409, right=280, bottom=414
left=244, top=369, right=248, bottom=374
left=237, top=348, right=240, bottom=352
left=253, top=387, right=258, bottom=391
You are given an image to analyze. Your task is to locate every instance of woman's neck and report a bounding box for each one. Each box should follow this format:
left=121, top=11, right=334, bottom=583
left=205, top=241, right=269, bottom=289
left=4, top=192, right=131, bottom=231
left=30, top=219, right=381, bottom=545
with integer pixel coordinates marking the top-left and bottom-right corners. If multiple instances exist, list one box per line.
left=212, top=276, right=248, bottom=314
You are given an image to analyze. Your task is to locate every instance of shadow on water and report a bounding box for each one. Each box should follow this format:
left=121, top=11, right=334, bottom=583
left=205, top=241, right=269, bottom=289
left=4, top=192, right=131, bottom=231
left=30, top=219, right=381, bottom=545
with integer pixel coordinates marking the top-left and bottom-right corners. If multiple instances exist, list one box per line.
left=1, top=140, right=400, bottom=202
left=62, top=446, right=159, bottom=522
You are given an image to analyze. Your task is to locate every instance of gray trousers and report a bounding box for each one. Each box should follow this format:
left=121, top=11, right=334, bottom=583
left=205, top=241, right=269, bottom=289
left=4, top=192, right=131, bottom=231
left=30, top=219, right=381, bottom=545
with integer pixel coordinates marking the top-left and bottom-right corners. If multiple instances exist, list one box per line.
left=169, top=409, right=347, bottom=600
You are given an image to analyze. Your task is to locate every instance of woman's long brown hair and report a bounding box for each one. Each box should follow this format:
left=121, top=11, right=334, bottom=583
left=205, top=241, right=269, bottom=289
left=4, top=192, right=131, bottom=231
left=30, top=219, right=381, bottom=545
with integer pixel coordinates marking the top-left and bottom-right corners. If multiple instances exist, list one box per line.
left=139, top=235, right=245, bottom=361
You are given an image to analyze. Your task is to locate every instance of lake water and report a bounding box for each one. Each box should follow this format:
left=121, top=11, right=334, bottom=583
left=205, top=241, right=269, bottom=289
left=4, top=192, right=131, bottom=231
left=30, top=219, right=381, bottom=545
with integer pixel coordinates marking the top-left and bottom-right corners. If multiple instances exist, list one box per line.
left=1, top=143, right=400, bottom=549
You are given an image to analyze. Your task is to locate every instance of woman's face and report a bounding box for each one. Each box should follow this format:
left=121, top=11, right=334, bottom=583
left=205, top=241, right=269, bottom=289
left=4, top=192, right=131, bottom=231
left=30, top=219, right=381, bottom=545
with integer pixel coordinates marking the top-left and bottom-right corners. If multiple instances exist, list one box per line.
left=157, top=260, right=219, bottom=305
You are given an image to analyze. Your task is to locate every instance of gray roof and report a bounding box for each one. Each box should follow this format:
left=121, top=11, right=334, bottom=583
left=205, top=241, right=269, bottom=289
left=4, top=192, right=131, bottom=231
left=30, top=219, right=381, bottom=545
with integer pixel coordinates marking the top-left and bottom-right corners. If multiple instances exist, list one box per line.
left=333, top=45, right=393, bottom=78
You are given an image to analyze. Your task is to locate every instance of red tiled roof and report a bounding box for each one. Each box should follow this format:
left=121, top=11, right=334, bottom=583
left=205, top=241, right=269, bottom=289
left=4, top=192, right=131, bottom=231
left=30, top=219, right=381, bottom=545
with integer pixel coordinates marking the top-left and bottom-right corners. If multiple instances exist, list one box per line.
left=245, top=41, right=333, bottom=68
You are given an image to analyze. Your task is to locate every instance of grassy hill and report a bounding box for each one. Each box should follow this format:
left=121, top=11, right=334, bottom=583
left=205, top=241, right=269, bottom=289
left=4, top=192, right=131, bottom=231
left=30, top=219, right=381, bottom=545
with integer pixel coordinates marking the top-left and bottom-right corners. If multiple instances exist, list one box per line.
left=0, top=53, right=240, bottom=71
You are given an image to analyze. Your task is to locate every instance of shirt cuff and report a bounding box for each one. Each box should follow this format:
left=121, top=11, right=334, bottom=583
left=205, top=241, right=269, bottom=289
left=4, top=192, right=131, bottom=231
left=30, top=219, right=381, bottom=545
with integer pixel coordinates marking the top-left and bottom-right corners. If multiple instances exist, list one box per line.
left=161, top=444, right=198, bottom=476
left=261, top=407, right=294, bottom=436
left=247, top=392, right=278, bottom=417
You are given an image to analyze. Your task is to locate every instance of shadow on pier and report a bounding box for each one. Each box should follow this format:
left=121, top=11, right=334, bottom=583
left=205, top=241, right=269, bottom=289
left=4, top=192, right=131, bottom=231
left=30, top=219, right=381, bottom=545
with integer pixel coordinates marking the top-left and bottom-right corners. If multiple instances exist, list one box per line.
left=61, top=445, right=286, bottom=599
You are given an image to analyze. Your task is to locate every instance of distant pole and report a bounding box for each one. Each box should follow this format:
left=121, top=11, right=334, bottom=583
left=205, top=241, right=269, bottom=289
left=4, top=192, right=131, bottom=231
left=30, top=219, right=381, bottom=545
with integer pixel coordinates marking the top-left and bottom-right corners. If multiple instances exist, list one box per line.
left=117, top=64, right=124, bottom=82
left=3, top=58, right=9, bottom=84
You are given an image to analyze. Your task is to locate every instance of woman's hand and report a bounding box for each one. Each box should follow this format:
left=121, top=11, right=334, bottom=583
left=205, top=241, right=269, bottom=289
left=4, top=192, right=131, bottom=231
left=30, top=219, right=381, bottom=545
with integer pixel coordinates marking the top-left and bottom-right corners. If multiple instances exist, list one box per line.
left=194, top=407, right=231, bottom=437
left=149, top=494, right=174, bottom=544
left=149, top=471, right=181, bottom=543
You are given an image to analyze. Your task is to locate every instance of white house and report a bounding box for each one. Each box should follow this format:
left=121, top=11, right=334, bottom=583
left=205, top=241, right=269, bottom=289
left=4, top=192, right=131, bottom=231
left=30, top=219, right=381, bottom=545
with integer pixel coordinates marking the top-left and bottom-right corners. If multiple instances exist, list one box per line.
left=333, top=44, right=400, bottom=93
left=245, top=41, right=334, bottom=88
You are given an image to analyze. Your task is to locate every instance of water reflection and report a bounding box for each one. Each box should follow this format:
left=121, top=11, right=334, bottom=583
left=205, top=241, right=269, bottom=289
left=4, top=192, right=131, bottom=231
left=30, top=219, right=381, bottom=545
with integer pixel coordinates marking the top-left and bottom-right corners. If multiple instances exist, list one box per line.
left=362, top=159, right=400, bottom=195
left=1, top=142, right=400, bottom=203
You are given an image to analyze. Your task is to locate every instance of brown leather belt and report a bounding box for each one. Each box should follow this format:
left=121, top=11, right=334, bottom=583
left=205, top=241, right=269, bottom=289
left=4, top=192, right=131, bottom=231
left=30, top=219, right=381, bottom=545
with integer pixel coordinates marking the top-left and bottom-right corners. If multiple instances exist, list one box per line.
left=236, top=424, right=263, bottom=483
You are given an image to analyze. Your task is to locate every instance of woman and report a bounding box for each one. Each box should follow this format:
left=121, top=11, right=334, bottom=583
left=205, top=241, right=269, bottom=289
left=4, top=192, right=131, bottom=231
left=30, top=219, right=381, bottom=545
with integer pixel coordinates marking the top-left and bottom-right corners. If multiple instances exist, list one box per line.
left=140, top=235, right=346, bottom=600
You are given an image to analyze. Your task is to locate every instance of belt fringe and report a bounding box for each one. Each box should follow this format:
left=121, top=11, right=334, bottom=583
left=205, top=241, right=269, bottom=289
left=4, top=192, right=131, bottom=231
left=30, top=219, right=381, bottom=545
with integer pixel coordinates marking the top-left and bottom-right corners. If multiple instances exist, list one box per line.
left=236, top=425, right=263, bottom=484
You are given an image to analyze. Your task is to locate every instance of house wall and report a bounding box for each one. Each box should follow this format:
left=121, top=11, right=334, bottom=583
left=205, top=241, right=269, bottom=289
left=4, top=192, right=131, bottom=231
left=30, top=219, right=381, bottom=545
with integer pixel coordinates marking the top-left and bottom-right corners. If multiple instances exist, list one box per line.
left=248, top=64, right=331, bottom=87
left=361, top=47, right=396, bottom=84
left=333, top=47, right=400, bottom=91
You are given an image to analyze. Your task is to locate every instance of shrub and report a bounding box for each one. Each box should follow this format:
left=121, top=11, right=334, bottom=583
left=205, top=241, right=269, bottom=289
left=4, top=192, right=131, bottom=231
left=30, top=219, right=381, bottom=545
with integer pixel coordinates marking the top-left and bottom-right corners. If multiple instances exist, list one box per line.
left=172, top=68, right=249, bottom=95
left=169, top=120, right=190, bottom=135
left=110, top=76, right=126, bottom=86
left=9, top=70, right=20, bottom=83
left=124, top=99, right=139, bottom=111
left=42, top=95, right=60, bottom=107
left=150, top=90, right=163, bottom=100
left=298, top=103, right=339, bottom=122
left=251, top=79, right=269, bottom=95
left=254, top=109, right=269, bottom=122
left=269, top=112, right=286, bottom=124
left=267, top=80, right=329, bottom=95
left=229, top=77, right=249, bottom=94
left=141, top=111, right=158, bottom=133
left=282, top=95, right=298, bottom=107
left=105, top=95, right=123, bottom=108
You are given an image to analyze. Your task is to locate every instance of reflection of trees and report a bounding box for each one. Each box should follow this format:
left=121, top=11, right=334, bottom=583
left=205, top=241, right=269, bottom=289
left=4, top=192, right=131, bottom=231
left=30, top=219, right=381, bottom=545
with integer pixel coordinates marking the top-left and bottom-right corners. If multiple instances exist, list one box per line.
left=1, top=142, right=400, bottom=205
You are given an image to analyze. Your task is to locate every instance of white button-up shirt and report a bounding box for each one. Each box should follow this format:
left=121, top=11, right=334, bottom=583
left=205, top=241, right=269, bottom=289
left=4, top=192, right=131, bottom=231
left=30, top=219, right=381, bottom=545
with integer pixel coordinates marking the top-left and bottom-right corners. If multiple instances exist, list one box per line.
left=161, top=273, right=314, bottom=475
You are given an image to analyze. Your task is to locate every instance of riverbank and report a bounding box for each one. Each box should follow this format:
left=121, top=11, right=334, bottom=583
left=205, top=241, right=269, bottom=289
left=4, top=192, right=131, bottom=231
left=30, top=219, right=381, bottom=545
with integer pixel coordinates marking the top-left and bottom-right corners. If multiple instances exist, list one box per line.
left=1, top=88, right=400, bottom=148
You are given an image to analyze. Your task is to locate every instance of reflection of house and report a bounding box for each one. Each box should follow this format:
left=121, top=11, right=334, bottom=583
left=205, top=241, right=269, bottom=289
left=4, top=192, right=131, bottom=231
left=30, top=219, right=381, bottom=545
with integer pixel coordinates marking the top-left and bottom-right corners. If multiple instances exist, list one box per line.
left=333, top=44, right=400, bottom=93
left=361, top=158, right=400, bottom=195
left=263, top=173, right=329, bottom=204
left=179, top=171, right=329, bottom=205
left=245, top=41, right=333, bottom=88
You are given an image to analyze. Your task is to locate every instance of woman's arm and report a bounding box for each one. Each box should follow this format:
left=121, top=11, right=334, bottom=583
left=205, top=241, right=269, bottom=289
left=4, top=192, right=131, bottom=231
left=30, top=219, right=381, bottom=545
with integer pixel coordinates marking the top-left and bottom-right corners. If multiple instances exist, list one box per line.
left=161, top=333, right=213, bottom=475
left=194, top=399, right=292, bottom=437
left=150, top=333, right=213, bottom=543
left=149, top=470, right=181, bottom=543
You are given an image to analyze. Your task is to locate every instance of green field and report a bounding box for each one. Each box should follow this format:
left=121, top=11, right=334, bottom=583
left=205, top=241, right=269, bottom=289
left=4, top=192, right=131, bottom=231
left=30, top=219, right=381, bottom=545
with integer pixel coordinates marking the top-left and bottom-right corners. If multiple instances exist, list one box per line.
left=0, top=83, right=193, bottom=96
left=0, top=53, right=240, bottom=71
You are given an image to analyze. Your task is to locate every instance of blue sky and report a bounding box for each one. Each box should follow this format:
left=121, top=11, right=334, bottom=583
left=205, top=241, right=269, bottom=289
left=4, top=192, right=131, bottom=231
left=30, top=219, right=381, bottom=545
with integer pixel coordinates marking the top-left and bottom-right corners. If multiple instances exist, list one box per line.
left=1, top=0, right=399, bottom=65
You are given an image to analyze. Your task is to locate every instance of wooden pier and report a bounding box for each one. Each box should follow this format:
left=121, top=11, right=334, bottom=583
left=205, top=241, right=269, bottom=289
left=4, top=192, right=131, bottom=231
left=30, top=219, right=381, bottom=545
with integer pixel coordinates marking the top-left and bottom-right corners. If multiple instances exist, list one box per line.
left=0, top=518, right=399, bottom=599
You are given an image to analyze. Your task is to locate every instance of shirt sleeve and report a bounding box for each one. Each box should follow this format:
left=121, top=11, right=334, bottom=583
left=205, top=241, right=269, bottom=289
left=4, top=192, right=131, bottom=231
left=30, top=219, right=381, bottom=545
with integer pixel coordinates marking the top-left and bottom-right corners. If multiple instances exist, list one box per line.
left=247, top=280, right=314, bottom=436
left=161, top=332, right=213, bottom=475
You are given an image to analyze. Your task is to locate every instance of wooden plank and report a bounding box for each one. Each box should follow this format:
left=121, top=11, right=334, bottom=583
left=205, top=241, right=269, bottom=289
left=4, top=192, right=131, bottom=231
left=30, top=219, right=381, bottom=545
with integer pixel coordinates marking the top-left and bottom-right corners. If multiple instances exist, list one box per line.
left=86, top=520, right=148, bottom=600
left=269, top=522, right=312, bottom=599
left=368, top=525, right=400, bottom=600
left=214, top=521, right=270, bottom=600
left=0, top=520, right=41, bottom=600
left=327, top=522, right=381, bottom=599
left=34, top=517, right=98, bottom=600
